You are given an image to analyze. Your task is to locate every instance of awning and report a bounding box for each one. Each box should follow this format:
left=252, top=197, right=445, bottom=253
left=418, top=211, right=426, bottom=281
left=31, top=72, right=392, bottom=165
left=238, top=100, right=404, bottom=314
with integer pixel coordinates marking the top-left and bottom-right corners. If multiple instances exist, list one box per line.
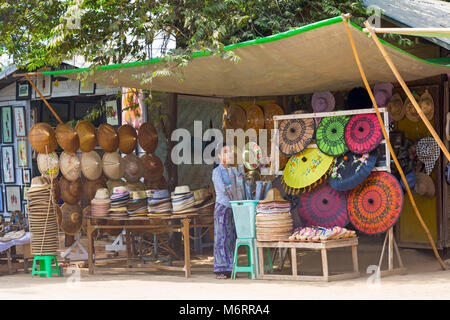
left=43, top=16, right=450, bottom=97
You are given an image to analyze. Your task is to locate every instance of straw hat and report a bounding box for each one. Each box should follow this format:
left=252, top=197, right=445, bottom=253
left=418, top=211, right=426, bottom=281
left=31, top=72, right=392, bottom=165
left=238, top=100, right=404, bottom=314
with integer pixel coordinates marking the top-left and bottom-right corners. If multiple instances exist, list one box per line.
left=29, top=123, right=58, bottom=154
left=373, top=83, right=394, bottom=107
left=123, top=153, right=144, bottom=183
left=312, top=91, right=335, bottom=113
left=83, top=175, right=107, bottom=204
left=59, top=176, right=82, bottom=205
left=97, top=123, right=119, bottom=152
left=141, top=153, right=164, bottom=183
left=56, top=123, right=80, bottom=153
left=387, top=93, right=405, bottom=121
left=37, top=152, right=60, bottom=179
left=60, top=203, right=82, bottom=235
left=418, top=90, right=434, bottom=121
left=102, top=152, right=125, bottom=180
left=263, top=103, right=284, bottom=130
left=259, top=188, right=288, bottom=203
left=415, top=172, right=435, bottom=197
left=93, top=188, right=110, bottom=200
left=106, top=179, right=126, bottom=193
left=173, top=185, right=191, bottom=196
left=75, top=120, right=97, bottom=152
left=223, top=104, right=246, bottom=130
left=245, top=104, right=265, bottom=131
left=81, top=151, right=103, bottom=181
left=138, top=122, right=158, bottom=153
left=60, top=152, right=81, bottom=182
left=405, top=93, right=421, bottom=122
left=118, top=124, right=138, bottom=154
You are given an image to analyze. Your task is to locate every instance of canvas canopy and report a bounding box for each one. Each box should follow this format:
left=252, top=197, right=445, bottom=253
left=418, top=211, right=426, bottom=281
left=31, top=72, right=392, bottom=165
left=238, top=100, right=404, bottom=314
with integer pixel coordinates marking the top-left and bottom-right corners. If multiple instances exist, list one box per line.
left=43, top=16, right=450, bottom=97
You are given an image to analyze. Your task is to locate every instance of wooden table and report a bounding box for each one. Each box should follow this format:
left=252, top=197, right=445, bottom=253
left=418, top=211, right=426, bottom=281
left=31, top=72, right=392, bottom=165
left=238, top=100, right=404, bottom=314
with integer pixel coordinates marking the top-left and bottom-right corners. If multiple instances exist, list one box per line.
left=257, top=237, right=360, bottom=282
left=86, top=214, right=212, bottom=278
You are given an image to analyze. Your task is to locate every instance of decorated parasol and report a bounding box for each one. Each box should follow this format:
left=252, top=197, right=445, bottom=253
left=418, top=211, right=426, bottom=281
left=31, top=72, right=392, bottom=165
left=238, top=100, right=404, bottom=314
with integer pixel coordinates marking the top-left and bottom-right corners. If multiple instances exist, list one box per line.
left=344, top=113, right=383, bottom=154
left=278, top=111, right=315, bottom=156
left=242, top=141, right=262, bottom=170
left=298, top=184, right=349, bottom=227
left=315, top=115, right=350, bottom=156
left=282, top=148, right=334, bottom=195
left=347, top=171, right=404, bottom=234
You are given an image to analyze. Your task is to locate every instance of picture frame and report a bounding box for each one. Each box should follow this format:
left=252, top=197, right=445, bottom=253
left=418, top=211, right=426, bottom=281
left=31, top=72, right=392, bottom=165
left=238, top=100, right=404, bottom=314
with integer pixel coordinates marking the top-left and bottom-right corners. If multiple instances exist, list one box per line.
left=79, top=80, right=96, bottom=95
left=2, top=146, right=15, bottom=184
left=17, top=138, right=28, bottom=167
left=106, top=99, right=119, bottom=126
left=35, top=74, right=52, bottom=97
left=0, top=186, right=3, bottom=212
left=5, top=185, right=22, bottom=212
left=16, top=81, right=31, bottom=100
left=13, top=106, right=27, bottom=137
left=2, top=107, right=13, bottom=144
left=23, top=186, right=30, bottom=202
left=22, top=168, right=31, bottom=185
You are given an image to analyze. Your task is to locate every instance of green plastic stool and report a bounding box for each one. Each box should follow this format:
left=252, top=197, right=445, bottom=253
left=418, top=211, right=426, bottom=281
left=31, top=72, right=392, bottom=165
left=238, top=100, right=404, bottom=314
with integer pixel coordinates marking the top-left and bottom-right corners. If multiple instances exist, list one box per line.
left=32, top=255, right=61, bottom=278
left=256, top=244, right=274, bottom=275
left=232, top=238, right=257, bottom=279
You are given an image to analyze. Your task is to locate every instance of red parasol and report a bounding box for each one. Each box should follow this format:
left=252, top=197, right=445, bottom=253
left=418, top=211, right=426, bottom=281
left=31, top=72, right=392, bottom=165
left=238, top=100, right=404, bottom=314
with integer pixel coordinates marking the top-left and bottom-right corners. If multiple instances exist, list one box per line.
left=344, top=113, right=383, bottom=154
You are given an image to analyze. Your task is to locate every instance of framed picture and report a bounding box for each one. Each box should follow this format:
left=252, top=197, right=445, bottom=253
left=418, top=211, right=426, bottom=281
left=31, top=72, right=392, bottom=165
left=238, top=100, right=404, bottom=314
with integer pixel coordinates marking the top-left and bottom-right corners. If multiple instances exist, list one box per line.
left=23, top=186, right=30, bottom=202
left=35, top=74, right=52, bottom=97
left=0, top=186, right=3, bottom=212
left=16, top=81, right=31, bottom=100
left=22, top=168, right=31, bottom=185
left=5, top=185, right=22, bottom=212
left=17, top=139, right=28, bottom=167
left=106, top=99, right=119, bottom=126
left=2, top=146, right=15, bottom=184
left=79, top=80, right=96, bottom=95
left=13, top=106, right=26, bottom=137
left=2, top=107, right=13, bottom=144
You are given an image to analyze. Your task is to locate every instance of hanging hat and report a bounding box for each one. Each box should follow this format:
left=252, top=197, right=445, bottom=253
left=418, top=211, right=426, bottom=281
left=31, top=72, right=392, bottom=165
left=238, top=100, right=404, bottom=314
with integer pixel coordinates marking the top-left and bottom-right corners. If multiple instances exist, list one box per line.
left=29, top=123, right=58, bottom=154
left=312, top=91, right=335, bottom=113
left=123, top=153, right=144, bottom=183
left=278, top=110, right=315, bottom=156
left=282, top=148, right=334, bottom=195
left=263, top=103, right=284, bottom=130
left=243, top=141, right=262, bottom=171
left=141, top=153, right=164, bottom=183
left=418, top=90, right=434, bottom=121
left=416, top=137, right=440, bottom=175
left=223, top=104, right=246, bottom=130
left=97, top=123, right=119, bottom=152
left=81, top=151, right=103, bottom=181
left=245, top=104, right=265, bottom=131
left=56, top=123, right=80, bottom=153
left=400, top=172, right=417, bottom=192
left=59, top=176, right=82, bottom=205
left=75, top=120, right=97, bottom=152
left=102, top=152, right=125, bottom=180
left=373, top=83, right=394, bottom=107
left=415, top=173, right=435, bottom=197
left=37, top=152, right=60, bottom=179
left=138, top=122, right=158, bottom=153
left=316, top=115, right=350, bottom=156
left=344, top=113, right=383, bottom=154
left=59, top=152, right=81, bottom=182
left=118, top=124, right=138, bottom=154
left=83, top=176, right=107, bottom=204
left=329, top=151, right=378, bottom=191
left=347, top=87, right=372, bottom=110
left=387, top=93, right=405, bottom=121
left=405, top=93, right=421, bottom=122
left=298, top=184, right=348, bottom=228
left=60, top=203, right=82, bottom=236
left=348, top=171, right=403, bottom=234
left=259, top=188, right=288, bottom=203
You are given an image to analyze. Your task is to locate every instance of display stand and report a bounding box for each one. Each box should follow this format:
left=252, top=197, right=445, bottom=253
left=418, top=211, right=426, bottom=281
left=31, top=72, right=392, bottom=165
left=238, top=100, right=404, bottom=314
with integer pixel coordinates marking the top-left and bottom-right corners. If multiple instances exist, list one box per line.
left=105, top=229, right=127, bottom=251
left=60, top=233, right=88, bottom=261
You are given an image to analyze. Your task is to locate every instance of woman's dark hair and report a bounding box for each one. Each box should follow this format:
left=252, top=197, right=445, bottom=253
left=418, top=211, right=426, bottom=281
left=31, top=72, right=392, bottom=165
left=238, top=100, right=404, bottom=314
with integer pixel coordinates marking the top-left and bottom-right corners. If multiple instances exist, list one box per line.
left=213, top=142, right=228, bottom=169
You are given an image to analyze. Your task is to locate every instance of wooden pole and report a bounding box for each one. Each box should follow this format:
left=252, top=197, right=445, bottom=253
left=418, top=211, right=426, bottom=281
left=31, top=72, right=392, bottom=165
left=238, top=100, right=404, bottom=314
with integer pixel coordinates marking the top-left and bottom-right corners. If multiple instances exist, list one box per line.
left=363, top=21, right=450, bottom=163
left=341, top=15, right=446, bottom=270
left=362, top=27, right=450, bottom=35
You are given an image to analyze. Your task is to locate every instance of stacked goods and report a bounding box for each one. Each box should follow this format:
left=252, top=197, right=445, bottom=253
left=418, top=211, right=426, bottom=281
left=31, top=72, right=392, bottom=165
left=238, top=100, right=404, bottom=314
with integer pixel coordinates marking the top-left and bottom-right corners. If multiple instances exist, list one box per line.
left=147, top=189, right=172, bottom=217
left=171, top=186, right=196, bottom=214
left=127, top=190, right=148, bottom=219
left=90, top=188, right=111, bottom=217
left=193, top=188, right=215, bottom=214
left=256, top=188, right=293, bottom=241
left=289, top=226, right=356, bottom=242
left=27, top=177, right=59, bottom=255
left=109, top=186, right=130, bottom=217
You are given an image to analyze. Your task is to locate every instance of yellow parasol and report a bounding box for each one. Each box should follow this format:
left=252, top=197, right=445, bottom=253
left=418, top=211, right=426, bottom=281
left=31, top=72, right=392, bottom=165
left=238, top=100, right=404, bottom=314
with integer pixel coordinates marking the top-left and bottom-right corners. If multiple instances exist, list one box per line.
left=282, top=148, right=334, bottom=195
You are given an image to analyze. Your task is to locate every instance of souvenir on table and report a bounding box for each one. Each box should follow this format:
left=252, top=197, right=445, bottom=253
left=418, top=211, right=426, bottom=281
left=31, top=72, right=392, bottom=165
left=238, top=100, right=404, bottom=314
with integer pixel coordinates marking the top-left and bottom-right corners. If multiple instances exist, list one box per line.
left=245, top=104, right=265, bottom=131
left=106, top=179, right=126, bottom=194
left=83, top=176, right=107, bottom=204
left=311, top=91, right=335, bottom=126
left=75, top=120, right=97, bottom=152
left=102, top=152, right=125, bottom=180
left=59, top=176, right=82, bottom=205
left=109, top=186, right=130, bottom=217
left=97, top=123, right=119, bottom=152
left=171, top=186, right=196, bottom=214
left=404, top=93, right=421, bottom=122
left=329, top=151, right=378, bottom=191
left=60, top=203, right=83, bottom=236
left=263, top=103, right=284, bottom=130
left=123, top=153, right=144, bottom=183
left=56, top=123, right=80, bottom=153
left=13, top=106, right=27, bottom=137
left=282, top=148, right=334, bottom=195
left=223, top=104, right=247, bottom=130
left=344, top=113, right=383, bottom=154
left=347, top=87, right=371, bottom=110
left=90, top=188, right=111, bottom=217
left=141, top=153, right=164, bottom=183
left=147, top=189, right=172, bottom=216
left=315, top=115, right=350, bottom=156
left=29, top=123, right=58, bottom=154
left=118, top=124, right=138, bottom=154
left=16, top=138, right=28, bottom=167
left=2, top=107, right=13, bottom=144
left=347, top=171, right=403, bottom=235
left=416, top=137, right=440, bottom=175
left=242, top=141, right=262, bottom=171
left=387, top=93, right=405, bottom=121
left=373, top=83, right=394, bottom=107
left=37, top=152, right=59, bottom=179
left=138, top=122, right=158, bottom=153
left=127, top=190, right=148, bottom=218
left=81, top=151, right=103, bottom=181
left=418, top=90, right=434, bottom=121
left=278, top=110, right=315, bottom=156
left=415, top=172, right=435, bottom=198
left=59, top=152, right=81, bottom=182
left=298, top=184, right=348, bottom=228
left=289, top=226, right=355, bottom=241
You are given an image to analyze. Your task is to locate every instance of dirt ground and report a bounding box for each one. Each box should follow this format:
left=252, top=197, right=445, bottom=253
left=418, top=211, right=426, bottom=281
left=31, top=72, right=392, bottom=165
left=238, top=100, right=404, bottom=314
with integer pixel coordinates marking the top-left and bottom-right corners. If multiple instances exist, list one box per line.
left=1, top=234, right=450, bottom=300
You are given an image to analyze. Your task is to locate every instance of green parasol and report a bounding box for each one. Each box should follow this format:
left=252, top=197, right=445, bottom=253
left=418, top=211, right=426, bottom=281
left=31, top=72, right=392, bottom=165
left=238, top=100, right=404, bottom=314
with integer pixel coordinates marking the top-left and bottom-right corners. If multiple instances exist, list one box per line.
left=316, top=116, right=350, bottom=156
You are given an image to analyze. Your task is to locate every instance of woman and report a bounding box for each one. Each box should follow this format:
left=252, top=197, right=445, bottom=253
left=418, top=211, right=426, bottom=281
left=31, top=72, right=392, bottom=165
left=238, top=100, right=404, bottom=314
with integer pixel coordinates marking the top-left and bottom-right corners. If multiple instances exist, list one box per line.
left=212, top=144, right=237, bottom=279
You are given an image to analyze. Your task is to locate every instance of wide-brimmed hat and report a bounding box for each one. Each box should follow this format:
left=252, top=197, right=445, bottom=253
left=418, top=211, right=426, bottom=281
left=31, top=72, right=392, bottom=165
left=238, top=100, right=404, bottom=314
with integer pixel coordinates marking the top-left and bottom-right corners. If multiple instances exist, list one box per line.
left=259, top=188, right=288, bottom=203
left=149, top=189, right=170, bottom=199
left=415, top=172, right=435, bottom=197
left=312, top=91, right=335, bottom=113
left=93, top=188, right=110, bottom=199
left=223, top=104, right=247, bottom=130
left=138, top=122, right=158, bottom=153
left=173, top=185, right=191, bottom=197
left=97, top=123, right=119, bottom=152
left=81, top=151, right=103, bottom=181
left=56, top=123, right=80, bottom=153
left=37, top=152, right=60, bottom=179
left=278, top=110, right=315, bottom=156
left=245, top=104, right=265, bottom=131
left=373, top=83, right=394, bottom=107
left=83, top=176, right=107, bottom=203
left=347, top=87, right=372, bottom=110
left=263, top=103, right=284, bottom=130
left=405, top=93, right=421, bottom=122
left=130, top=190, right=147, bottom=200
left=118, top=124, right=138, bottom=154
left=102, top=152, right=125, bottom=180
left=29, top=123, right=58, bottom=154
left=123, top=153, right=144, bottom=183
left=75, top=120, right=97, bottom=152
left=141, top=153, right=164, bottom=183
left=107, top=179, right=127, bottom=193
left=418, top=90, right=434, bottom=121
left=60, top=152, right=81, bottom=182
left=387, top=93, right=405, bottom=121
left=60, top=203, right=82, bottom=235
left=416, top=137, right=440, bottom=175
left=59, top=175, right=82, bottom=205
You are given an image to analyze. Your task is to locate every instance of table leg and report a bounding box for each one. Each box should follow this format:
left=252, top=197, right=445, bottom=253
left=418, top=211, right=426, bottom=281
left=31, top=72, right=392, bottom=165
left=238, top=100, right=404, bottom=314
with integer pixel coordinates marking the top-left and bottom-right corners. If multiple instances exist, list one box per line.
left=258, top=246, right=265, bottom=278
left=6, top=248, right=12, bottom=275
left=87, top=218, right=94, bottom=275
left=321, top=248, right=329, bottom=279
left=126, top=229, right=132, bottom=268
left=291, top=247, right=297, bottom=276
left=183, top=218, right=191, bottom=278
left=24, top=258, right=28, bottom=273
left=352, top=245, right=359, bottom=273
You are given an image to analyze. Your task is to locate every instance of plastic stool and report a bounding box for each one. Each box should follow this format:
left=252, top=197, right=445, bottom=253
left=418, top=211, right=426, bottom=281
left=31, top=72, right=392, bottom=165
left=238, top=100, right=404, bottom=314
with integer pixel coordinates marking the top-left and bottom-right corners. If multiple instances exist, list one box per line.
left=232, top=238, right=257, bottom=279
left=32, top=255, right=61, bottom=278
